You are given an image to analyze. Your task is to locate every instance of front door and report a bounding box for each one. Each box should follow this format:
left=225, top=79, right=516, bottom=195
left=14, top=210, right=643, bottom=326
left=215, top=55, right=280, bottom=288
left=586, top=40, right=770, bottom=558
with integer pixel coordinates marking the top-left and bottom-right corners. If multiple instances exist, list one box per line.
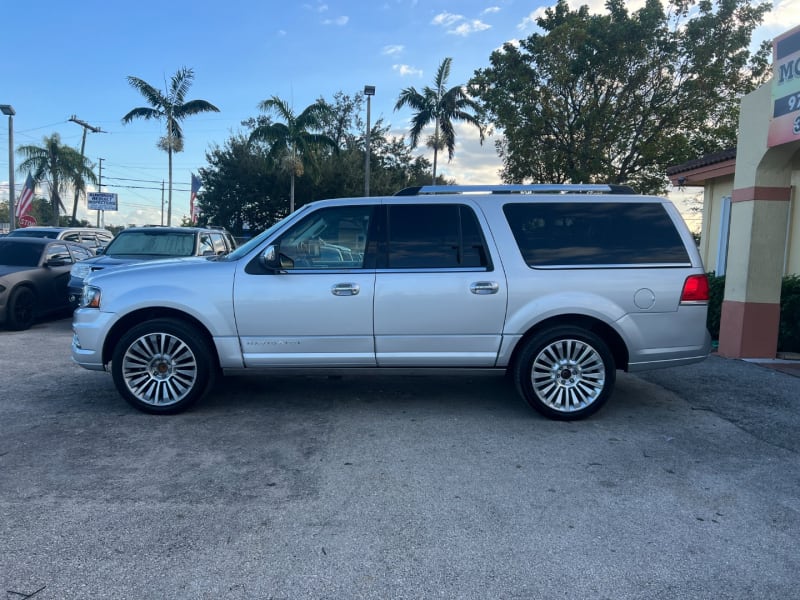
left=233, top=205, right=377, bottom=367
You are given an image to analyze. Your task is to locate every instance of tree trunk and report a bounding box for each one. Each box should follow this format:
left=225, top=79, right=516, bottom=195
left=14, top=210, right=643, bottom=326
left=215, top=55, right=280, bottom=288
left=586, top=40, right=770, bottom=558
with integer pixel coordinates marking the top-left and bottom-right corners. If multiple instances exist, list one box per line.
left=167, top=147, right=173, bottom=226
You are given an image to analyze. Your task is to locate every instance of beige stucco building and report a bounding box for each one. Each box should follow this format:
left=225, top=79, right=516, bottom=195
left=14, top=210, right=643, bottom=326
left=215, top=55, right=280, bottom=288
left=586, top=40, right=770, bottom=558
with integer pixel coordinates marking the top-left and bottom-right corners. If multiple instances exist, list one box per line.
left=667, top=25, right=800, bottom=358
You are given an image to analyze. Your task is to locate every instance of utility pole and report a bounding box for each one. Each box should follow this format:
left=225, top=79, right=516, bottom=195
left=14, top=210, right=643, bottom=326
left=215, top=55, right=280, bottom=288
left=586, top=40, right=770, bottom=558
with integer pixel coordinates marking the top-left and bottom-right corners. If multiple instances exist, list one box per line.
left=97, top=157, right=104, bottom=227
left=69, top=115, right=105, bottom=225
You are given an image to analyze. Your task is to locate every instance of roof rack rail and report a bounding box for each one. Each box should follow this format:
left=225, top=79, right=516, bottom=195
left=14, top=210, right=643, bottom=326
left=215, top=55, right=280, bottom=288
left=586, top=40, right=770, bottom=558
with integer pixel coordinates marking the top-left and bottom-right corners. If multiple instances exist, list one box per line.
left=394, top=184, right=636, bottom=196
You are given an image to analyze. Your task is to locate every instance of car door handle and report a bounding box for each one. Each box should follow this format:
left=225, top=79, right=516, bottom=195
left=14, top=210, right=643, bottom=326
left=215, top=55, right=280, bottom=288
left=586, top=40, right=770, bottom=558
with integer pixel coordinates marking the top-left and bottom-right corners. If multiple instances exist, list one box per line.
left=470, top=281, right=500, bottom=295
left=331, top=283, right=360, bottom=296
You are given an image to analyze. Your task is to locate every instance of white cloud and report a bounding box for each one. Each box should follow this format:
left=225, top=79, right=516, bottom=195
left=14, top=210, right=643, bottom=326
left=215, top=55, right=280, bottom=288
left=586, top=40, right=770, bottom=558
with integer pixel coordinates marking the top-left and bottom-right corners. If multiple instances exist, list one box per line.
left=382, top=44, right=404, bottom=56
left=432, top=12, right=464, bottom=27
left=393, top=64, right=423, bottom=77
left=482, top=6, right=501, bottom=15
left=449, top=20, right=491, bottom=36
left=322, top=16, right=349, bottom=26
left=760, top=1, right=800, bottom=37
left=432, top=11, right=490, bottom=36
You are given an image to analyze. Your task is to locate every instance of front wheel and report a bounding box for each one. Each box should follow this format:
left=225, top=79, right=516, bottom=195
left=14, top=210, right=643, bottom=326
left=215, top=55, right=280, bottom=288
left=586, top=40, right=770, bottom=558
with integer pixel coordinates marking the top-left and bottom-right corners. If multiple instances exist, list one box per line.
left=7, top=287, right=36, bottom=330
left=514, top=326, right=616, bottom=420
left=111, top=318, right=216, bottom=414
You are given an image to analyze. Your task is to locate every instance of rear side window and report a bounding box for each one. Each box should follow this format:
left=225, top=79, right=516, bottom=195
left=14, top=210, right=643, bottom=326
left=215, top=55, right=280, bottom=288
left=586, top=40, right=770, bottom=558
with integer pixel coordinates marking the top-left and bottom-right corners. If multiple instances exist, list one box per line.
left=503, top=202, right=689, bottom=267
left=385, top=204, right=489, bottom=269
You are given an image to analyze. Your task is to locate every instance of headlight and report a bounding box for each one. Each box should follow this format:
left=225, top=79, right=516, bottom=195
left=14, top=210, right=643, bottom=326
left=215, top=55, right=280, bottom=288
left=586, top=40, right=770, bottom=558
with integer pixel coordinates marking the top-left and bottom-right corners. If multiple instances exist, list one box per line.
left=71, top=262, right=92, bottom=279
left=81, top=285, right=102, bottom=308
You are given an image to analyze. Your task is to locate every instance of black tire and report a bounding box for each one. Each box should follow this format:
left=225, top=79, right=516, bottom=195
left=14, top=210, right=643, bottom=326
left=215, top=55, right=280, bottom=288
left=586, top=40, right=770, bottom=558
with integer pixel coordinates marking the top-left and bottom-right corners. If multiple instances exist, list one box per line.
left=7, top=287, right=36, bottom=331
left=111, top=318, right=216, bottom=414
left=514, top=326, right=616, bottom=421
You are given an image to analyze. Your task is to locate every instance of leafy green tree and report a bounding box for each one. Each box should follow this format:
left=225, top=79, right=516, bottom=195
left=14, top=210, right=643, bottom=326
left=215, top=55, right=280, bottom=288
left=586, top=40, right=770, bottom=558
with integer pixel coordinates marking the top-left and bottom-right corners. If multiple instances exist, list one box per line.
left=249, top=96, right=337, bottom=213
left=469, top=0, right=771, bottom=194
left=17, top=133, right=98, bottom=226
left=122, top=67, right=220, bottom=225
left=394, top=57, right=485, bottom=184
left=196, top=134, right=287, bottom=235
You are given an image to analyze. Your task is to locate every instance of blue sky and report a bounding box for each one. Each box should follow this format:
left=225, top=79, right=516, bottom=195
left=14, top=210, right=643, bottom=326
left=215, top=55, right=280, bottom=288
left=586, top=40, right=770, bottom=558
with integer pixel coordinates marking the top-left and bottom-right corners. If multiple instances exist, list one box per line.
left=0, top=0, right=794, bottom=227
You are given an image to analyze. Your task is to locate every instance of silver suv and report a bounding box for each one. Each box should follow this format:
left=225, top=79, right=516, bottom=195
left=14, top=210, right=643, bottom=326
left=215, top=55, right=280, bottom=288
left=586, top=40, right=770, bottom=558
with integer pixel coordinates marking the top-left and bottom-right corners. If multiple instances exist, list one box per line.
left=8, top=226, right=113, bottom=251
left=72, top=184, right=711, bottom=419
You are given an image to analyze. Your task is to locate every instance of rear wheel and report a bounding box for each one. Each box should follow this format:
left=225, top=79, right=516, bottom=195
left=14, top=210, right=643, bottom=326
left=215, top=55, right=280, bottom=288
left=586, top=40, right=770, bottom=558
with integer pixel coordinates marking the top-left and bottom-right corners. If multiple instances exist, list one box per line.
left=7, top=287, right=36, bottom=330
left=111, top=318, right=216, bottom=414
left=514, top=326, right=616, bottom=420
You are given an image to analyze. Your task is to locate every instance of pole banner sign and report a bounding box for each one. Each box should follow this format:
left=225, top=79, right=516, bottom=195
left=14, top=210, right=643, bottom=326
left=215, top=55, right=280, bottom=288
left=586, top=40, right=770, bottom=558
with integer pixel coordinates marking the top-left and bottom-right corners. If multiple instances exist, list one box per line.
left=769, top=24, right=800, bottom=147
left=87, top=192, right=118, bottom=211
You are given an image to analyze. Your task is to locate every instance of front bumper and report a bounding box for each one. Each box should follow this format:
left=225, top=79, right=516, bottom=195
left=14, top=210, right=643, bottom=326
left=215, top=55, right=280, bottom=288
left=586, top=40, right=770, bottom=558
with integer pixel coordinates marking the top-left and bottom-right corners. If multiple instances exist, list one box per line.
left=71, top=308, right=116, bottom=371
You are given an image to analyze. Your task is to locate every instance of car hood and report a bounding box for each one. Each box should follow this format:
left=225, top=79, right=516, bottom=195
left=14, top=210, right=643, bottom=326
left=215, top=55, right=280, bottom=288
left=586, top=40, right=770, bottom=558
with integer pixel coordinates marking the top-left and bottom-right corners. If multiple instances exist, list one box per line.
left=0, top=264, right=37, bottom=278
left=85, top=256, right=211, bottom=283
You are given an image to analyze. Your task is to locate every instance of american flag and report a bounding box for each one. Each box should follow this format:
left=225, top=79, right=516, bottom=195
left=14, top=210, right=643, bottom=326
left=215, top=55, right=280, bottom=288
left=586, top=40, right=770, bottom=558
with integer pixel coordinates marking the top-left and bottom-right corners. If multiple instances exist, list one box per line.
left=190, top=173, right=201, bottom=223
left=15, top=173, right=34, bottom=219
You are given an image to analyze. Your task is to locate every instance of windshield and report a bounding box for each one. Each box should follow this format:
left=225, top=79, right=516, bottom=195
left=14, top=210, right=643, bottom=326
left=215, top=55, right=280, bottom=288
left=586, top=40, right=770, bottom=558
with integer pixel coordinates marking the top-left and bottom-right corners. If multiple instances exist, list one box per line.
left=105, top=230, right=196, bottom=257
left=0, top=241, right=42, bottom=266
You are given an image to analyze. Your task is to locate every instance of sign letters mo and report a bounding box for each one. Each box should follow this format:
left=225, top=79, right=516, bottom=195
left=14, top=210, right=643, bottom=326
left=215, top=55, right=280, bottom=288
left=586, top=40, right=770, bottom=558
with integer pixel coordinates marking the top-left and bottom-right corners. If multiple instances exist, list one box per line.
left=87, top=192, right=118, bottom=211
left=769, top=24, right=800, bottom=147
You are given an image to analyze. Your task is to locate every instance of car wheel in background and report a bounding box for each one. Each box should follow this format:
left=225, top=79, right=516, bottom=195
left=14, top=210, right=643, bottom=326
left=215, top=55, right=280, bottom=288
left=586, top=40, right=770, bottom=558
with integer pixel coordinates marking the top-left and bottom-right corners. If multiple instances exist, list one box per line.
left=111, top=318, right=216, bottom=414
left=514, top=326, right=616, bottom=421
left=7, top=287, right=36, bottom=331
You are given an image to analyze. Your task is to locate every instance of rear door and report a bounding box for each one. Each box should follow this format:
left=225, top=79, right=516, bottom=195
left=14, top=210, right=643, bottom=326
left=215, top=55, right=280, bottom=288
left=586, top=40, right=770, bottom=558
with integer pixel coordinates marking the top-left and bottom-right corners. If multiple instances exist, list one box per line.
left=373, top=203, right=508, bottom=367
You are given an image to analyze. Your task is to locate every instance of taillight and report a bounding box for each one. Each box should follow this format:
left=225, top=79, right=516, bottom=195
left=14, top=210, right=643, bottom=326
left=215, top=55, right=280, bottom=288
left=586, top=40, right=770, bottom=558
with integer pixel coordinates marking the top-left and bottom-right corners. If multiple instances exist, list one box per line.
left=681, top=274, right=709, bottom=303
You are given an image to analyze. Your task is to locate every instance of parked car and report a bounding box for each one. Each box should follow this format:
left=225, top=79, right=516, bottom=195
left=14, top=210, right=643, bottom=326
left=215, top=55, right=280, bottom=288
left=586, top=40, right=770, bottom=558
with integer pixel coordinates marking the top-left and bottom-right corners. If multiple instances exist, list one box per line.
left=1, top=237, right=94, bottom=330
left=72, top=184, right=711, bottom=419
left=67, top=226, right=236, bottom=303
left=7, top=226, right=114, bottom=252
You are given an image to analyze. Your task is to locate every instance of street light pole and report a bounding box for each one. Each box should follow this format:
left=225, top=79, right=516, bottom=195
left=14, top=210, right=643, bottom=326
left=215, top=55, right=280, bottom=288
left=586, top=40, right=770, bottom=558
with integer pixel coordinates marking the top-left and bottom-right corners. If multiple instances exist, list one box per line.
left=1, top=105, right=15, bottom=231
left=364, top=86, right=375, bottom=197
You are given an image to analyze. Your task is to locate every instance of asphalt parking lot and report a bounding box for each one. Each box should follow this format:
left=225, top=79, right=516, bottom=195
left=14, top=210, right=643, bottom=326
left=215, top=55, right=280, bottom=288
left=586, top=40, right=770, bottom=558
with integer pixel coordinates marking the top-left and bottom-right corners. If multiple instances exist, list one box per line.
left=1, top=317, right=799, bottom=599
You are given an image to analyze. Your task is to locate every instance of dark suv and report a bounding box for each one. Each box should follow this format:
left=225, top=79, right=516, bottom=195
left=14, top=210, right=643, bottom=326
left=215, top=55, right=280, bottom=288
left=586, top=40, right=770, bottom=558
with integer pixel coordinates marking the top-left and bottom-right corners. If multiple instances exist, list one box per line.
left=68, top=226, right=236, bottom=303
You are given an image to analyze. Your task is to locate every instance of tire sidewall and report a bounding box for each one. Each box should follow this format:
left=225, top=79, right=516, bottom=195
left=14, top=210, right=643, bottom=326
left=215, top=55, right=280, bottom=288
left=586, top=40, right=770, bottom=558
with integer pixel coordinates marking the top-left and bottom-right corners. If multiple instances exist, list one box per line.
left=7, top=287, right=36, bottom=331
left=111, top=318, right=214, bottom=414
left=514, top=325, right=616, bottom=421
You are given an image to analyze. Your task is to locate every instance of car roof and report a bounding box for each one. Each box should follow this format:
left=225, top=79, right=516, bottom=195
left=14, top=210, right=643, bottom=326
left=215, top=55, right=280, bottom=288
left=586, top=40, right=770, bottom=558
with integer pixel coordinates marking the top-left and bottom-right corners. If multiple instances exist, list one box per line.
left=0, top=236, right=82, bottom=246
left=119, top=226, right=227, bottom=233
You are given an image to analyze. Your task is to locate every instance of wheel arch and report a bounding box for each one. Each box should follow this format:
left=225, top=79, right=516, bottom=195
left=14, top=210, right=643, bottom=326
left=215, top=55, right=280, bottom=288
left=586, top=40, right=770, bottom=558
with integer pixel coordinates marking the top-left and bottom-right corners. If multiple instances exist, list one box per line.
left=102, top=308, right=219, bottom=369
left=507, top=314, right=629, bottom=373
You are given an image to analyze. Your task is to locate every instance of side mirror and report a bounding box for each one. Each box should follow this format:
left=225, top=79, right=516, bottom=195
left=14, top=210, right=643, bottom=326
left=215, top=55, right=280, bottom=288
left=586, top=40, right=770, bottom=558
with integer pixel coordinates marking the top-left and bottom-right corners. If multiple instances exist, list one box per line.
left=46, top=258, right=68, bottom=267
left=260, top=244, right=283, bottom=271
left=95, top=247, right=106, bottom=255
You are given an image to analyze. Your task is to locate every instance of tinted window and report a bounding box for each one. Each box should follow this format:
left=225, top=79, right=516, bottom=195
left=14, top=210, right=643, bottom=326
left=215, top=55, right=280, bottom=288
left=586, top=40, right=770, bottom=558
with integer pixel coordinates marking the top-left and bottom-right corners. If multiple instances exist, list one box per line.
left=70, top=245, right=92, bottom=261
left=46, top=243, right=74, bottom=265
left=386, top=204, right=489, bottom=269
left=503, top=202, right=689, bottom=267
left=0, top=241, right=42, bottom=266
left=278, top=206, right=373, bottom=269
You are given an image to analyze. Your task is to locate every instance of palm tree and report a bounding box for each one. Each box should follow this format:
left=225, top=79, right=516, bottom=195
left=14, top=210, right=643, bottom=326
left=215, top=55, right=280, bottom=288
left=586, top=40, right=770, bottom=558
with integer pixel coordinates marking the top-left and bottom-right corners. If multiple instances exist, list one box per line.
left=394, top=57, right=485, bottom=184
left=249, top=96, right=336, bottom=213
left=17, top=133, right=97, bottom=226
left=122, top=67, right=219, bottom=225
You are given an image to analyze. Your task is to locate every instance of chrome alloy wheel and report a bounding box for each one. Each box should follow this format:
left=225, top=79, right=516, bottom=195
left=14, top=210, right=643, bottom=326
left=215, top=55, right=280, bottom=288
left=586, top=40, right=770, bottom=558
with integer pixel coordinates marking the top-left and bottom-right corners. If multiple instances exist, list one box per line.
left=121, top=332, right=199, bottom=407
left=531, top=338, right=606, bottom=413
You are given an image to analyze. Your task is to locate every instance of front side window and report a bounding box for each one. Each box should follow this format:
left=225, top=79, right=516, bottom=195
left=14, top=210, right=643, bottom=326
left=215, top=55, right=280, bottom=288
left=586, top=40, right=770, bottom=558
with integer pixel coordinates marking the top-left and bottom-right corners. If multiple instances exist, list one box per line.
left=503, top=202, right=690, bottom=267
left=70, top=245, right=93, bottom=261
left=384, top=204, right=489, bottom=269
left=277, top=205, right=374, bottom=270
left=45, top=243, right=74, bottom=265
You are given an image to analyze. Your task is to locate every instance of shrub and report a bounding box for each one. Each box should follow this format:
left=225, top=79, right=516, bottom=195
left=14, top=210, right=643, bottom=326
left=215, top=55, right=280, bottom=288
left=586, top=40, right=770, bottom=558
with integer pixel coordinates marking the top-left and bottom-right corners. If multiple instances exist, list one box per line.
left=706, top=273, right=800, bottom=352
left=780, top=275, right=800, bottom=352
